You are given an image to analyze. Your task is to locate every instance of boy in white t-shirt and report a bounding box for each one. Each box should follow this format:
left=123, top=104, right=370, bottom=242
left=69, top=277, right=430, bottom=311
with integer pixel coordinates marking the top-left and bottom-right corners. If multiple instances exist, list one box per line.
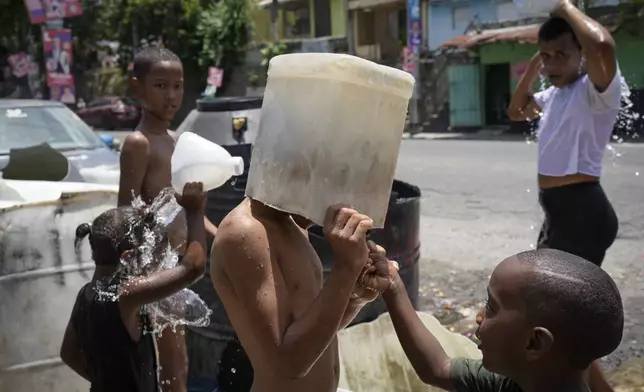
left=505, top=1, right=622, bottom=391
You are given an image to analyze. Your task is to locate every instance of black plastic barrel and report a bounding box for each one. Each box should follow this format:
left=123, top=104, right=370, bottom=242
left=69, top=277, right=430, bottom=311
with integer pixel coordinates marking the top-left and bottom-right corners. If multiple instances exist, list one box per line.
left=308, top=180, right=421, bottom=325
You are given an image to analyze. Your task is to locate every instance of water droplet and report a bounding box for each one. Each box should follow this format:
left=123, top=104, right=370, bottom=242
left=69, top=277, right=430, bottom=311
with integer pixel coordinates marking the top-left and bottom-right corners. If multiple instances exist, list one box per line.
left=231, top=368, right=237, bottom=374
left=526, top=188, right=531, bottom=193
left=636, top=172, right=640, bottom=177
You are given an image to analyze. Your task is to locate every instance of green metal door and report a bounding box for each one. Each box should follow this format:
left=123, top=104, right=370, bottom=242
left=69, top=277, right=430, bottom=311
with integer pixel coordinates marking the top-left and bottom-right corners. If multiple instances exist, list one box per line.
left=448, top=64, right=484, bottom=128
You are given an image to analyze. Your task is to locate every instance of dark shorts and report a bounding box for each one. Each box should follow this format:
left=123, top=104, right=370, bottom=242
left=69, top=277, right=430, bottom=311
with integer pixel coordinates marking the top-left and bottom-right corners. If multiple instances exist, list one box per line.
left=538, top=182, right=618, bottom=266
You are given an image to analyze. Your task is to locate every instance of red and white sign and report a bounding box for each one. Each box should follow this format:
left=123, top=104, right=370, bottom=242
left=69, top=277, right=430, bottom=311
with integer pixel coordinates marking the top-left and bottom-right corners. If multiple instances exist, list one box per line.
left=43, top=28, right=74, bottom=87
left=402, top=47, right=417, bottom=74
left=207, top=67, right=224, bottom=87
left=8, top=52, right=30, bottom=78
left=24, top=0, right=83, bottom=24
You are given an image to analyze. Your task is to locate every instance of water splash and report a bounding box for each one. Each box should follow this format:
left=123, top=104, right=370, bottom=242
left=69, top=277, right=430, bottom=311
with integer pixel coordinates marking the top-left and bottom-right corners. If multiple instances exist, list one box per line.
left=93, top=188, right=212, bottom=333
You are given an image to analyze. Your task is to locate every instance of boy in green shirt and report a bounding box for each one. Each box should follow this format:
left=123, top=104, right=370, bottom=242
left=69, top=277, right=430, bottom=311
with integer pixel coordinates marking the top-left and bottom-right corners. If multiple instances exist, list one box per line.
left=364, top=247, right=623, bottom=392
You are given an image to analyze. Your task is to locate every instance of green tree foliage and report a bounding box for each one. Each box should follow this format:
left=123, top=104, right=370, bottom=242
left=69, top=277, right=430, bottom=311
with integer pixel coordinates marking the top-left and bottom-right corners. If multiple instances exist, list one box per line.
left=0, top=0, right=39, bottom=53
left=2, top=0, right=253, bottom=91
left=198, top=0, right=253, bottom=74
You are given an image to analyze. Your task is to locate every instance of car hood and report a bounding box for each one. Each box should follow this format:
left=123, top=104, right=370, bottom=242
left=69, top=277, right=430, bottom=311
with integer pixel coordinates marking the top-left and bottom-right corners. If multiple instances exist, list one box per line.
left=62, top=147, right=119, bottom=169
left=0, top=146, right=120, bottom=185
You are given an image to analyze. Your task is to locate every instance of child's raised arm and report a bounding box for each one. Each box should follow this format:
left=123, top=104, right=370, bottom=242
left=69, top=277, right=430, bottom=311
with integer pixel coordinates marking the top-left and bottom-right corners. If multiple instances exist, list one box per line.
left=118, top=182, right=207, bottom=320
left=362, top=243, right=454, bottom=391
left=383, top=276, right=454, bottom=389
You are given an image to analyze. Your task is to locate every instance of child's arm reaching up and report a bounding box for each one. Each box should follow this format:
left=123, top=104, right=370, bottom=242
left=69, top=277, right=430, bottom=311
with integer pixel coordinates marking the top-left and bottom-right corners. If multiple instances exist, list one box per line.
left=118, top=182, right=207, bottom=341
left=362, top=244, right=454, bottom=390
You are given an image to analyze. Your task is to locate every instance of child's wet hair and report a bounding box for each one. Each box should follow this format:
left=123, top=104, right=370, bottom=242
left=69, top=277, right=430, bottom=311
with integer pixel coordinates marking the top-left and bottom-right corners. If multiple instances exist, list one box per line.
left=538, top=17, right=580, bottom=48
left=132, top=46, right=182, bottom=80
left=517, top=249, right=623, bottom=369
left=75, top=206, right=156, bottom=266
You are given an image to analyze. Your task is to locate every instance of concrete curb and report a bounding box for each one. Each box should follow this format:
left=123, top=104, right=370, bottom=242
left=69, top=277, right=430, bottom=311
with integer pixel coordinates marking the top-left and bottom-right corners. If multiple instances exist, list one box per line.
left=403, top=131, right=644, bottom=144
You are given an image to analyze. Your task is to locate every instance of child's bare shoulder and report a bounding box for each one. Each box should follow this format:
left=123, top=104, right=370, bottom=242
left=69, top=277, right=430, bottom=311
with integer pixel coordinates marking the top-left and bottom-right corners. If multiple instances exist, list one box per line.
left=167, top=130, right=178, bottom=141
left=121, top=131, right=150, bottom=154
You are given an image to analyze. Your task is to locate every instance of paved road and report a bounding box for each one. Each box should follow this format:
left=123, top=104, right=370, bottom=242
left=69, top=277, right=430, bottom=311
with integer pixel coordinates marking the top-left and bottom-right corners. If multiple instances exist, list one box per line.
left=395, top=138, right=644, bottom=376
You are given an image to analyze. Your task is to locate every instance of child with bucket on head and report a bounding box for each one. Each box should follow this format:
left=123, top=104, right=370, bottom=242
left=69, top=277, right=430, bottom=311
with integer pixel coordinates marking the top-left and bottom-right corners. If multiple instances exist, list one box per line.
left=362, top=247, right=623, bottom=392
left=118, top=46, right=218, bottom=391
left=60, top=182, right=207, bottom=392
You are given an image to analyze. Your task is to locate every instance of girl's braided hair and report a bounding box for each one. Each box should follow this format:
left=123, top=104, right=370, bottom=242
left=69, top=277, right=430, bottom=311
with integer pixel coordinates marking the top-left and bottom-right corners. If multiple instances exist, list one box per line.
left=75, top=206, right=157, bottom=266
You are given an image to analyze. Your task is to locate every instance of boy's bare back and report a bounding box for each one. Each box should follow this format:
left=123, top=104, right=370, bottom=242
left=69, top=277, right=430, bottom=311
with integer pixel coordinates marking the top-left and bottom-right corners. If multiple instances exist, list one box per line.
left=211, top=199, right=355, bottom=392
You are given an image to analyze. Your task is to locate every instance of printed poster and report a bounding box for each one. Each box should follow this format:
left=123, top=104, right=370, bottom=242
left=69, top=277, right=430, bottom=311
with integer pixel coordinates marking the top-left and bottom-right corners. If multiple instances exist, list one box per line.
left=43, top=28, right=74, bottom=88
left=7, top=52, right=30, bottom=78
left=207, top=67, right=224, bottom=87
left=23, top=0, right=83, bottom=24
left=402, top=47, right=417, bottom=74
left=49, top=85, right=76, bottom=103
left=407, top=0, right=422, bottom=54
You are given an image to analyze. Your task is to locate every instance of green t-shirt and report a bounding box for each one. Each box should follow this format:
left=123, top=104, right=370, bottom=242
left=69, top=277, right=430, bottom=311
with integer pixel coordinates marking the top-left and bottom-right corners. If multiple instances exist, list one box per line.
left=450, top=358, right=521, bottom=392
left=450, top=358, right=591, bottom=392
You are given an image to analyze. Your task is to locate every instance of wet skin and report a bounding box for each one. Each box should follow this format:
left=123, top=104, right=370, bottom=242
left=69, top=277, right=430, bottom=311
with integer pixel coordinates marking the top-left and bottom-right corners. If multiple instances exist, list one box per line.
left=210, top=199, right=375, bottom=392
left=118, top=60, right=190, bottom=392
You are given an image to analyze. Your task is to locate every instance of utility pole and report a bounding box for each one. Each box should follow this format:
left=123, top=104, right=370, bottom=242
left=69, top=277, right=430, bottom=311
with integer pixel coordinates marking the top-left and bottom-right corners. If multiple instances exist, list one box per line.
left=343, top=0, right=355, bottom=54
left=270, top=0, right=279, bottom=42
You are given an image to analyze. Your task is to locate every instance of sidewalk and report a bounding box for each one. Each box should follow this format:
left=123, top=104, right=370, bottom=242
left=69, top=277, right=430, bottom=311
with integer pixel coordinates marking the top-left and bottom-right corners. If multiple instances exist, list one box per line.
left=403, top=130, right=644, bottom=143
left=402, top=129, right=527, bottom=142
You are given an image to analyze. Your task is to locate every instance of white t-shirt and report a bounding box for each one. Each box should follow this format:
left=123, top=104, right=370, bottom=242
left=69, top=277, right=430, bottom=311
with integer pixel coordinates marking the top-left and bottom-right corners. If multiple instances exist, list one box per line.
left=533, top=68, right=623, bottom=177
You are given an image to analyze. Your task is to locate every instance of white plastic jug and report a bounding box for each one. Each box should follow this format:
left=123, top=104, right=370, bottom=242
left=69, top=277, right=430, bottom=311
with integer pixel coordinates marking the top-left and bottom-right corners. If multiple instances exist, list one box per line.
left=513, top=0, right=562, bottom=15
left=171, top=132, right=244, bottom=193
left=246, top=53, right=415, bottom=228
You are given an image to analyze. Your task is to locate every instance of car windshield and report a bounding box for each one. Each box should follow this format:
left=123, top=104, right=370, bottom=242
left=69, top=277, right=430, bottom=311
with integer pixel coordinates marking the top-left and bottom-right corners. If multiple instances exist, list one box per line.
left=0, top=105, right=105, bottom=155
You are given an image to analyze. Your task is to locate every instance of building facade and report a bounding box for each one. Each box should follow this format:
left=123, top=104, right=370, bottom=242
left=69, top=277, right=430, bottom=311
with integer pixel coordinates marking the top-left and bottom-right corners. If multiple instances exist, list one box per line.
left=440, top=2, right=644, bottom=134
left=427, top=0, right=528, bottom=51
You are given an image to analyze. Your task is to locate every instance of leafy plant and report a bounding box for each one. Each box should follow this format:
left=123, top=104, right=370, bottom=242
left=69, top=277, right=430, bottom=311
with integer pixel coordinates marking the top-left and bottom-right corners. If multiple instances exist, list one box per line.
left=247, top=70, right=260, bottom=87
left=260, top=42, right=287, bottom=71
left=197, top=0, right=254, bottom=74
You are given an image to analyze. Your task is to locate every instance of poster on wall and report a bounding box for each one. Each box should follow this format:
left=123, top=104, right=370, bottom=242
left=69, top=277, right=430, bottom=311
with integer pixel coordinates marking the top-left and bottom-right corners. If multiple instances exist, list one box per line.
left=406, top=0, right=422, bottom=55
left=42, top=28, right=74, bottom=88
left=49, top=85, right=76, bottom=103
left=7, top=52, right=31, bottom=78
left=23, top=0, right=83, bottom=24
left=207, top=67, right=224, bottom=87
left=402, top=47, right=417, bottom=74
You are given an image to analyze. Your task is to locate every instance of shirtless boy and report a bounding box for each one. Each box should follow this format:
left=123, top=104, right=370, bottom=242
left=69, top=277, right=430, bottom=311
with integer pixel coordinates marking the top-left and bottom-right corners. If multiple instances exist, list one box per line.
left=211, top=201, right=385, bottom=392
left=374, top=248, right=624, bottom=392
left=118, top=47, right=217, bottom=392
left=504, top=2, right=622, bottom=389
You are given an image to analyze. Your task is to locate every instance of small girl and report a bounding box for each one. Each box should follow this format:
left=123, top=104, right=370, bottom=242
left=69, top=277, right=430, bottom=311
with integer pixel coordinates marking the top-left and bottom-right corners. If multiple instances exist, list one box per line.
left=60, top=182, right=207, bottom=392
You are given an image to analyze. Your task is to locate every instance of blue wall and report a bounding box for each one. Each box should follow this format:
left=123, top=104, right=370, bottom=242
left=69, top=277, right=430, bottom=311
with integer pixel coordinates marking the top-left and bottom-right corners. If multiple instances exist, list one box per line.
left=427, top=0, right=622, bottom=51
left=428, top=0, right=504, bottom=51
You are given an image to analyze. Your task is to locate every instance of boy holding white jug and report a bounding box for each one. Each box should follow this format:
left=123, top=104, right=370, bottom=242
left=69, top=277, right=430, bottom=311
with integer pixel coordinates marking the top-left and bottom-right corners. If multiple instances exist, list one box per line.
left=118, top=46, right=219, bottom=392
left=506, top=1, right=623, bottom=391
